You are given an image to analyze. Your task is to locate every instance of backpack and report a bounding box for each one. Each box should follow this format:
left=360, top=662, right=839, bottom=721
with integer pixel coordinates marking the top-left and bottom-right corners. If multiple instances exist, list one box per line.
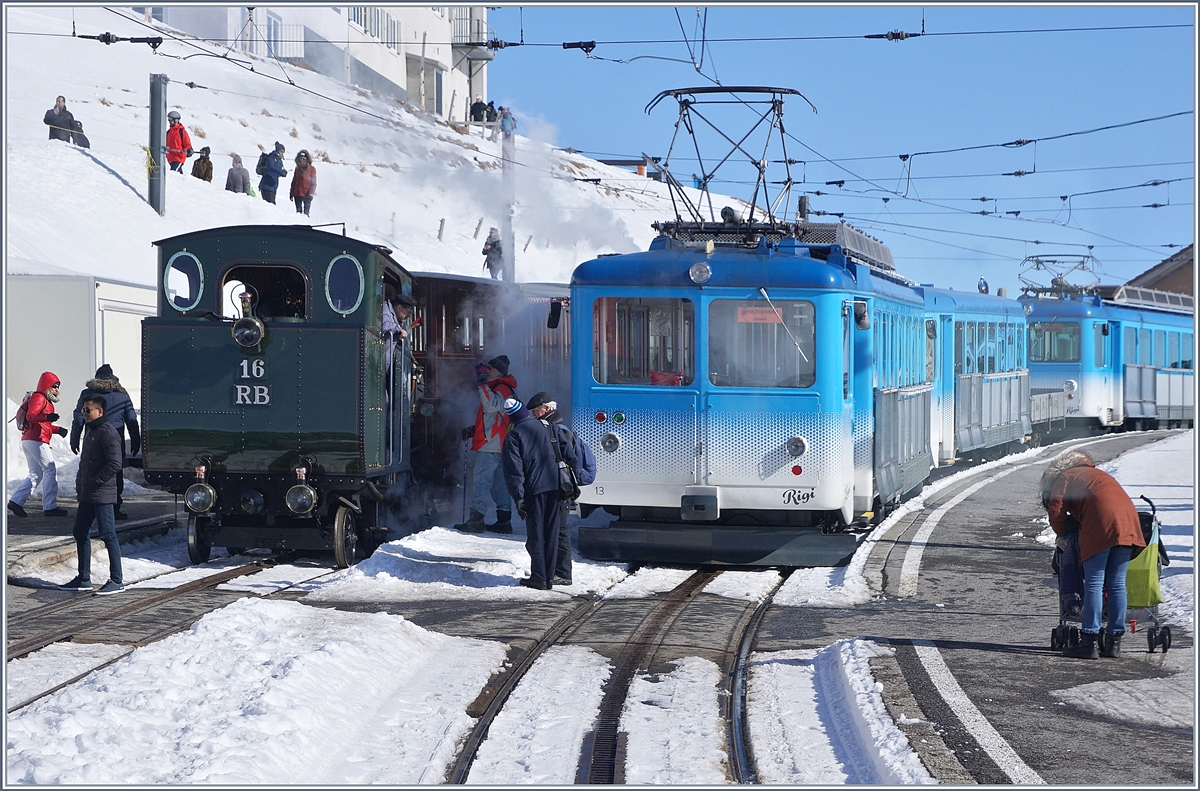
left=12, top=391, right=33, bottom=432
left=546, top=422, right=581, bottom=502
left=255, top=152, right=269, bottom=176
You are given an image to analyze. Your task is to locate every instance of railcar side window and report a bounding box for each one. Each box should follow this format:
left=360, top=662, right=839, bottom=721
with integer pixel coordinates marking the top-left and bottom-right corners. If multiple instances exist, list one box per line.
left=1168, top=332, right=1180, bottom=368
left=1183, top=333, right=1194, bottom=369
left=221, top=265, right=306, bottom=321
left=1139, top=329, right=1152, bottom=365
left=708, top=299, right=815, bottom=388
left=1154, top=330, right=1166, bottom=368
left=593, top=297, right=694, bottom=385
left=326, top=254, right=365, bottom=315
left=1123, top=327, right=1137, bottom=365
left=165, top=251, right=204, bottom=312
left=1027, top=322, right=1080, bottom=363
left=442, top=289, right=488, bottom=355
left=925, top=320, right=937, bottom=382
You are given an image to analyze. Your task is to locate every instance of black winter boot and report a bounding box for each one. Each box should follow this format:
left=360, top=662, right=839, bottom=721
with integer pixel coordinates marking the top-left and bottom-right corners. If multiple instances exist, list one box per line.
left=486, top=510, right=513, bottom=534
left=454, top=509, right=486, bottom=533
left=1100, top=632, right=1123, bottom=658
left=1063, top=631, right=1100, bottom=659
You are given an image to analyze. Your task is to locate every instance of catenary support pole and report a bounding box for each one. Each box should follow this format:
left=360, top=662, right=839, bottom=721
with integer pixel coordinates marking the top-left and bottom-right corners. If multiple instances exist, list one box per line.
left=501, top=131, right=515, bottom=282
left=148, top=73, right=168, bottom=215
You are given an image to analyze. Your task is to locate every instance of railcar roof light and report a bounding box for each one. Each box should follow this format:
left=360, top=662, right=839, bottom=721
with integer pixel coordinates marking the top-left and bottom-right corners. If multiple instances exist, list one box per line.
left=689, top=262, right=711, bottom=284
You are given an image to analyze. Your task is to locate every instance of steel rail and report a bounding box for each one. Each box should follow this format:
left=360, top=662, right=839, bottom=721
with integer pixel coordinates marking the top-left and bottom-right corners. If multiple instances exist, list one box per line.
left=5, top=560, right=274, bottom=660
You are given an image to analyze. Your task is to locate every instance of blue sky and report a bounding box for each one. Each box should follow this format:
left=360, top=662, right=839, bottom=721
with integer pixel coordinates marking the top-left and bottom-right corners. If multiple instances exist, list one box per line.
left=486, top=4, right=1195, bottom=294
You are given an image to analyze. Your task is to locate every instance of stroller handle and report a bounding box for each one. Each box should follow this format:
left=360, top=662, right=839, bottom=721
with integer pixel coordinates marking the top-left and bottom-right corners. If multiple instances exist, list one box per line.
left=1139, top=494, right=1156, bottom=516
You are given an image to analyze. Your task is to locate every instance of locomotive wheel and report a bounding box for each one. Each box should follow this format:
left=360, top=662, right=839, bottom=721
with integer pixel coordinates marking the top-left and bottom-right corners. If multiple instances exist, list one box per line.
left=333, top=505, right=360, bottom=569
left=187, top=514, right=213, bottom=565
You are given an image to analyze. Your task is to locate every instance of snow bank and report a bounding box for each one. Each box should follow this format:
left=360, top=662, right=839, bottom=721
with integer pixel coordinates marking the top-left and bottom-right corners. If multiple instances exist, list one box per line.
left=5, top=598, right=507, bottom=784
left=6, top=643, right=131, bottom=711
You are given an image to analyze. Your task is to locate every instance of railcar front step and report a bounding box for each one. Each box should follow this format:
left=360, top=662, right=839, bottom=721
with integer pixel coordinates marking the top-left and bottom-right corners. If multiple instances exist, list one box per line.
left=578, top=521, right=859, bottom=567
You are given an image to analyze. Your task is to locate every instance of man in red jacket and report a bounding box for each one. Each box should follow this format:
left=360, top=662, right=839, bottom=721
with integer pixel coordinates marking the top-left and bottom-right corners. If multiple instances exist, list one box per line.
left=165, top=110, right=192, bottom=173
left=454, top=355, right=517, bottom=533
left=9, top=371, right=70, bottom=518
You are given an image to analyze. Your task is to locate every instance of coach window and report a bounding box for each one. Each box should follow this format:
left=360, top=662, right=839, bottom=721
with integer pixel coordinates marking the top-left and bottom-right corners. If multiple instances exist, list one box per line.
left=326, top=254, right=364, bottom=315
left=953, top=321, right=963, bottom=375
left=443, top=289, right=486, bottom=355
left=594, top=297, right=694, bottom=385
left=997, top=323, right=1007, bottom=370
left=1154, top=330, right=1166, bottom=368
left=709, top=299, right=814, bottom=388
left=1138, top=329, right=1152, bottom=365
left=1183, top=333, right=1194, bottom=369
left=165, top=251, right=204, bottom=312
left=1028, top=322, right=1080, bottom=363
left=963, top=322, right=976, bottom=373
left=1123, top=327, right=1137, bottom=366
left=222, top=265, right=306, bottom=321
left=1168, top=332, right=1180, bottom=368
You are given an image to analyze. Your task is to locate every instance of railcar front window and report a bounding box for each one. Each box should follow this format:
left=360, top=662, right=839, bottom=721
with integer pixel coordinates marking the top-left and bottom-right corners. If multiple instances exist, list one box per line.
left=593, top=297, right=694, bottom=385
left=1027, top=322, right=1080, bottom=363
left=165, top=251, right=204, bottom=312
left=222, top=265, right=306, bottom=321
left=708, top=299, right=815, bottom=388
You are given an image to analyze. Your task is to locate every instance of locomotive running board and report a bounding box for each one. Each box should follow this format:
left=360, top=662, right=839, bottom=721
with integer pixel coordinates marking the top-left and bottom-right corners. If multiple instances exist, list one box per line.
left=578, top=522, right=859, bottom=567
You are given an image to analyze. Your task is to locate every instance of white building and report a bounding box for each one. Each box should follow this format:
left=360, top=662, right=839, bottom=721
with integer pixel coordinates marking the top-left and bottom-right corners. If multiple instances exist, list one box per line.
left=131, top=6, right=495, bottom=122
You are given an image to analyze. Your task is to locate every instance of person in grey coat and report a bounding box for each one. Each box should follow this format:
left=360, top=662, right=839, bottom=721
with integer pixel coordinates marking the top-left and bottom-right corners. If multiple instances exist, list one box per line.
left=226, top=154, right=251, bottom=194
left=70, top=364, right=140, bottom=520
left=502, top=398, right=575, bottom=590
left=62, top=395, right=125, bottom=595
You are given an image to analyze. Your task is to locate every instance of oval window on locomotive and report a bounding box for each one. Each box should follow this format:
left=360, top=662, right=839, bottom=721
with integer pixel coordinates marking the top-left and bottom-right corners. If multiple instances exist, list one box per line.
left=164, top=251, right=204, bottom=312
left=709, top=299, right=815, bottom=387
left=326, top=254, right=365, bottom=315
left=592, top=297, right=694, bottom=385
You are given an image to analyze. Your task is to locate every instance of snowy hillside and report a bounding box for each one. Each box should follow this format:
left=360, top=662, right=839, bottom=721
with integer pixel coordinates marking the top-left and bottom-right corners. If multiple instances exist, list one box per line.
left=4, top=5, right=721, bottom=286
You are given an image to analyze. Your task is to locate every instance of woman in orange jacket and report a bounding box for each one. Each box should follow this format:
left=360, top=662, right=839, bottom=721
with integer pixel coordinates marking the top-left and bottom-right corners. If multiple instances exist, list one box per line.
left=289, top=150, right=317, bottom=216
left=1043, top=449, right=1146, bottom=659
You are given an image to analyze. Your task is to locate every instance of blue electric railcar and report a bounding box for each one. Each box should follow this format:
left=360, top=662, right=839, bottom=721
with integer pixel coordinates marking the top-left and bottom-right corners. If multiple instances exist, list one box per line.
left=571, top=221, right=934, bottom=567
left=1020, top=286, right=1194, bottom=431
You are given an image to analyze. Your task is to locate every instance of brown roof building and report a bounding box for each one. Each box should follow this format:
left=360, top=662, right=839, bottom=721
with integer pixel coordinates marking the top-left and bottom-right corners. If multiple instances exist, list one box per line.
left=1126, top=244, right=1194, bottom=296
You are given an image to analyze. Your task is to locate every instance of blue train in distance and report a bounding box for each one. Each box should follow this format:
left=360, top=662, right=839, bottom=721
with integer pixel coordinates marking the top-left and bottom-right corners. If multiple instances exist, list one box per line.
left=568, top=216, right=1193, bottom=568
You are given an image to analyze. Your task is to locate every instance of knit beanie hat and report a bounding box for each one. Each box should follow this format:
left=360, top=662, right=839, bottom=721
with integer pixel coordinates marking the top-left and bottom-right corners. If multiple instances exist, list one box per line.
left=95, top=364, right=114, bottom=379
left=487, top=355, right=510, bottom=376
left=275, top=141, right=286, bottom=153
left=504, top=398, right=529, bottom=422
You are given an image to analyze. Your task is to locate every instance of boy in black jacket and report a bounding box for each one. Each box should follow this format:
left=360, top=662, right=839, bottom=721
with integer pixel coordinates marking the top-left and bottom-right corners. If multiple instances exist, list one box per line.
left=62, top=396, right=125, bottom=595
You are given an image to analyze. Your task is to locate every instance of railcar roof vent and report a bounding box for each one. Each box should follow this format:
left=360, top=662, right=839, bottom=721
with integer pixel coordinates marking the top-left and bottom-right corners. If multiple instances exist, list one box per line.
left=795, top=220, right=896, bottom=272
left=1101, top=285, right=1194, bottom=315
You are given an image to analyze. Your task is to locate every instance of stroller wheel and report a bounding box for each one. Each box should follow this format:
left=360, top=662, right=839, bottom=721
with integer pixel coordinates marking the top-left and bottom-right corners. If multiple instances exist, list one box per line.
left=1161, top=627, right=1172, bottom=652
left=1097, top=628, right=1109, bottom=653
left=1147, top=627, right=1159, bottom=653
left=1050, top=628, right=1061, bottom=650
left=1067, top=626, right=1080, bottom=647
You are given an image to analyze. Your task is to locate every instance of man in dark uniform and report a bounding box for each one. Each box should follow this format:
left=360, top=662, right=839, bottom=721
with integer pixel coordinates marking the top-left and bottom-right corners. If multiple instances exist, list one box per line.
left=502, top=398, right=574, bottom=590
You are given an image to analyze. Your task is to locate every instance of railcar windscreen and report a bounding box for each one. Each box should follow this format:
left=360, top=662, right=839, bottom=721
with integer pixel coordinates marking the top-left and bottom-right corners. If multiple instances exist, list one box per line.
left=1028, top=321, right=1081, bottom=363
left=708, top=299, right=815, bottom=388
left=592, top=297, right=694, bottom=385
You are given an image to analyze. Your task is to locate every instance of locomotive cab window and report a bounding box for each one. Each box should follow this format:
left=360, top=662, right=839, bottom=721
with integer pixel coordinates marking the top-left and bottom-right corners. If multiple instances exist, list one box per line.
left=1028, top=322, right=1080, bottom=363
left=222, top=265, right=307, bottom=321
left=709, top=299, right=815, bottom=388
left=326, top=254, right=365, bottom=315
left=165, top=251, right=204, bottom=312
left=593, top=297, right=694, bottom=385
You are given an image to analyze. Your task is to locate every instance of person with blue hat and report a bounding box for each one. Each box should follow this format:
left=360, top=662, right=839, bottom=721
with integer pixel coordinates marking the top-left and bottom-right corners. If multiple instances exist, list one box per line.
left=501, top=397, right=576, bottom=590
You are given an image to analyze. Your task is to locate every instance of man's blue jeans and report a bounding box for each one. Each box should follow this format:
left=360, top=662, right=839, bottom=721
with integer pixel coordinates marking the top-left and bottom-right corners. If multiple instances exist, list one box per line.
left=1081, top=545, right=1132, bottom=635
left=471, top=450, right=511, bottom=515
left=73, top=502, right=122, bottom=585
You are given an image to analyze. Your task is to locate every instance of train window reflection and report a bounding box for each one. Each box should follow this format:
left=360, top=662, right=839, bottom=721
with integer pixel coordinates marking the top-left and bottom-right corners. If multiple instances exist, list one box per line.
left=222, top=266, right=306, bottom=321
left=326, top=254, right=364, bottom=315
left=708, top=299, right=815, bottom=388
left=1028, top=322, right=1080, bottom=362
left=165, top=251, right=204, bottom=312
left=593, top=297, right=694, bottom=385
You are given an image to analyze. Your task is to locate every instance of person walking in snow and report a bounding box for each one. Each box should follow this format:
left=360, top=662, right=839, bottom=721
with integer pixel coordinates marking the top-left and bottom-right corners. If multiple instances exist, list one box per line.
left=500, top=107, right=516, bottom=139
left=61, top=394, right=126, bottom=595
left=70, top=364, right=141, bottom=521
left=1043, top=449, right=1146, bottom=659
left=501, top=397, right=568, bottom=590
left=8, top=372, right=69, bottom=519
left=71, top=120, right=91, bottom=149
left=481, top=227, right=503, bottom=280
left=485, top=101, right=497, bottom=124
left=165, top=110, right=193, bottom=173
left=225, top=154, right=250, bottom=194
left=289, top=149, right=317, bottom=216
left=470, top=94, right=488, bottom=123
left=191, top=146, right=213, bottom=182
left=455, top=356, right=517, bottom=534
left=527, top=391, right=593, bottom=587
left=258, top=141, right=288, bottom=205
left=43, top=95, right=75, bottom=142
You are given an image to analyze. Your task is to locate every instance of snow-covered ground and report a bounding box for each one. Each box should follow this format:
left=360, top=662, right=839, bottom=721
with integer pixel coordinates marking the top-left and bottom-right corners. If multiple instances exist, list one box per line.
left=6, top=432, right=1194, bottom=784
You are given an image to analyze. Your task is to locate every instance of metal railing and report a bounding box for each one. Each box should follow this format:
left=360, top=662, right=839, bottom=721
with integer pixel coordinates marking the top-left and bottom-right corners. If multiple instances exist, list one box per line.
left=453, top=14, right=493, bottom=44
left=243, top=24, right=304, bottom=60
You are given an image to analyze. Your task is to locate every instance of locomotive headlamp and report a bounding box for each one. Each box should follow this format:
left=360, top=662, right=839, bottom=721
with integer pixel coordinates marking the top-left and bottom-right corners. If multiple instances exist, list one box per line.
left=286, top=467, right=317, bottom=514
left=1063, top=379, right=1078, bottom=394
left=419, top=402, right=435, bottom=417
left=240, top=489, right=265, bottom=515
left=232, top=292, right=265, bottom=348
left=185, top=467, right=216, bottom=513
left=786, top=436, right=809, bottom=457
left=688, top=262, right=712, bottom=284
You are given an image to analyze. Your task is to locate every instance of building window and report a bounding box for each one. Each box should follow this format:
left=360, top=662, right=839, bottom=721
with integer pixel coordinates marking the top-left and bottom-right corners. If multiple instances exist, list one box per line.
left=266, top=12, right=283, bottom=56
left=387, top=14, right=401, bottom=51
